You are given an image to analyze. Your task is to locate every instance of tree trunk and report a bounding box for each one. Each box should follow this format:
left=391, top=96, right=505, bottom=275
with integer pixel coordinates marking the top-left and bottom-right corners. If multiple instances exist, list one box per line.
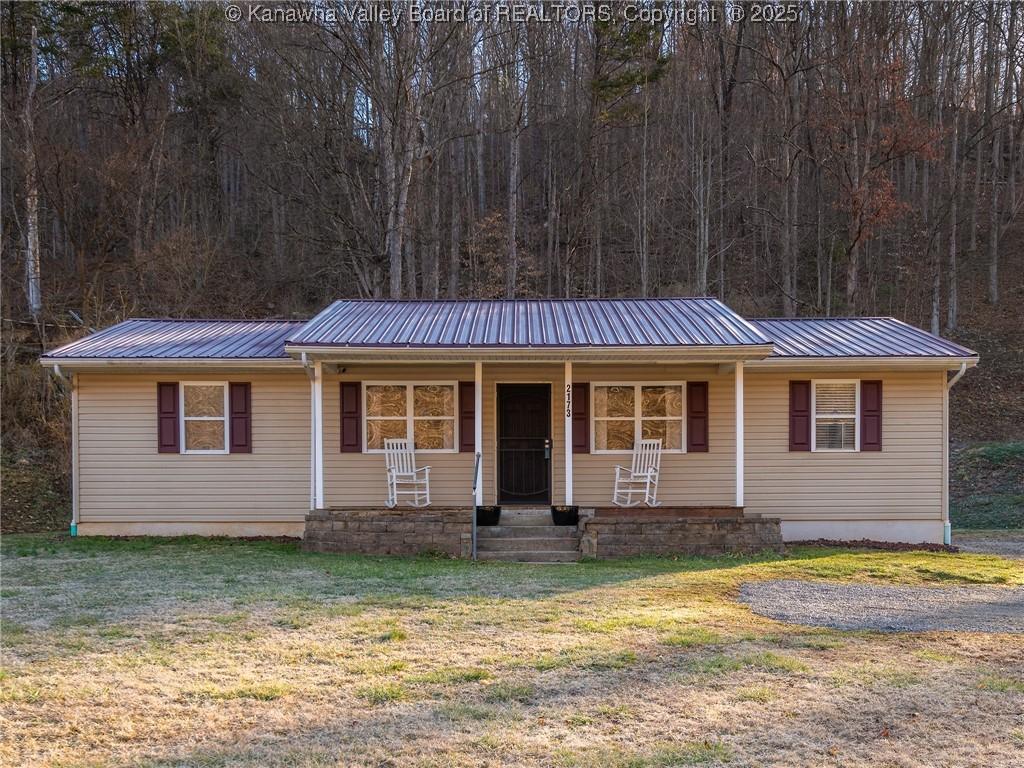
left=447, top=139, right=462, bottom=299
left=23, top=25, right=42, bottom=323
left=506, top=120, right=521, bottom=298
left=946, top=112, right=959, bottom=332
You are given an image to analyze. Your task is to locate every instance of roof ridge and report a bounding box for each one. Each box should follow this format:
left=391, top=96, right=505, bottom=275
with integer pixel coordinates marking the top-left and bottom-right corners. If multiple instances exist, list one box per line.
left=125, top=317, right=308, bottom=323
left=326, top=296, right=721, bottom=303
left=750, top=316, right=898, bottom=321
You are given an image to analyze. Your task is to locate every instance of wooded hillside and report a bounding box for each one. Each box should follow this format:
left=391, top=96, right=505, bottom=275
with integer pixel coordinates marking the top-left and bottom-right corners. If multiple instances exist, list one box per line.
left=2, top=2, right=1022, bottom=528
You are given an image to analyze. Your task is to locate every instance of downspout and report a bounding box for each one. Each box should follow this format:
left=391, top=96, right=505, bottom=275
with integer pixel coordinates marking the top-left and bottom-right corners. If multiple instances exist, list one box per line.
left=943, top=362, right=968, bottom=545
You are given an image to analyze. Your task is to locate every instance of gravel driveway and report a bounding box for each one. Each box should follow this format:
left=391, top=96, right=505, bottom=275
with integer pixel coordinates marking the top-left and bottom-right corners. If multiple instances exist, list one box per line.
left=953, top=531, right=1024, bottom=559
left=739, top=579, right=1024, bottom=633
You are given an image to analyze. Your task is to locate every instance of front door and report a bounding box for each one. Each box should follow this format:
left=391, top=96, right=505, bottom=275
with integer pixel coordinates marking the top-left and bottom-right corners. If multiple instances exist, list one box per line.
left=497, top=384, right=551, bottom=504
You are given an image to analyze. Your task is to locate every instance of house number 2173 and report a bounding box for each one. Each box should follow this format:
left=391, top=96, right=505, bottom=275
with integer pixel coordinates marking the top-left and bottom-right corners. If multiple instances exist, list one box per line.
left=565, top=384, right=572, bottom=418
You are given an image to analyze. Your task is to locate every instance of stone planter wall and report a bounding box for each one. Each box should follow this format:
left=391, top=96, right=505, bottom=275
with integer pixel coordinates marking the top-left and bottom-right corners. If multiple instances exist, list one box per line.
left=578, top=514, right=784, bottom=559
left=303, top=508, right=472, bottom=557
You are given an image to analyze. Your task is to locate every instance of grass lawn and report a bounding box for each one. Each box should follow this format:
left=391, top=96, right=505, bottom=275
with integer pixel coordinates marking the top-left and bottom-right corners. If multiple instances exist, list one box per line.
left=2, top=536, right=1023, bottom=767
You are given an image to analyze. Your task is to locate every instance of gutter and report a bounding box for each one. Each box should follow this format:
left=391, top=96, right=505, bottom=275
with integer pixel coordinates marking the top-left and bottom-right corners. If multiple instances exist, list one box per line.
left=943, top=361, right=969, bottom=546
left=283, top=343, right=776, bottom=364
left=38, top=357, right=302, bottom=369
left=746, top=355, right=979, bottom=371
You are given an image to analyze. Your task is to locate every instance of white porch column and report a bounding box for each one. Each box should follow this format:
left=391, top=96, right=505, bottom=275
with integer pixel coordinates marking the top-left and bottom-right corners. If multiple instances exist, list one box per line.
left=313, top=360, right=325, bottom=510
left=474, top=361, right=483, bottom=506
left=735, top=360, right=745, bottom=508
left=564, top=360, right=573, bottom=506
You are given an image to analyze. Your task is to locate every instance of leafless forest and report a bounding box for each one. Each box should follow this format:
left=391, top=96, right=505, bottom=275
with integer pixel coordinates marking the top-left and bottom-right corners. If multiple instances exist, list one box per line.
left=2, top=2, right=1022, bottom=526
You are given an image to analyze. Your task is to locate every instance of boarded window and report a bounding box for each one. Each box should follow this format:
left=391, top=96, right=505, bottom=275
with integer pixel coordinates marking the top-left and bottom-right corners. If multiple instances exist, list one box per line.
left=593, top=384, right=684, bottom=451
left=813, top=381, right=858, bottom=451
left=182, top=383, right=227, bottom=453
left=364, top=383, right=456, bottom=451
left=593, top=385, right=635, bottom=451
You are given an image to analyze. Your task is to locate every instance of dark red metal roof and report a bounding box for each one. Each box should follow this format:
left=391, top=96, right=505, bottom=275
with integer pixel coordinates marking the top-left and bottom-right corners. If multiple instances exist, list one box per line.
left=287, top=298, right=772, bottom=348
left=42, top=319, right=304, bottom=359
left=750, top=317, right=977, bottom=358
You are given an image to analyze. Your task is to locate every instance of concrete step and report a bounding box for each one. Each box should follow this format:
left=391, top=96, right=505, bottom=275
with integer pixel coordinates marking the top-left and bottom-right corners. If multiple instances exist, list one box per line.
left=477, top=536, right=579, bottom=552
left=477, top=550, right=580, bottom=563
left=478, top=525, right=577, bottom=538
left=494, top=514, right=553, bottom=526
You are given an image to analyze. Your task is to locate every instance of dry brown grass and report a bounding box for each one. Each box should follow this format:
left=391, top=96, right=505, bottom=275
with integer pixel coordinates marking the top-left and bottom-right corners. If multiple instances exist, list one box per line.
left=1, top=535, right=1022, bottom=767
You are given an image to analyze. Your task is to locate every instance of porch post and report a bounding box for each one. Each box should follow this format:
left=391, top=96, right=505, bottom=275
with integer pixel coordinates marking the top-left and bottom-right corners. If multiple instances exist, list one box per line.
left=735, top=360, right=745, bottom=507
left=474, top=360, right=483, bottom=506
left=313, top=360, right=325, bottom=510
left=564, top=360, right=573, bottom=506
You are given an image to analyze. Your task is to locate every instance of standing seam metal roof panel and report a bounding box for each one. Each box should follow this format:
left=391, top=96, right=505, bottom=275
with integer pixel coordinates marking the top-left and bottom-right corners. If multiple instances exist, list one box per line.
left=750, top=318, right=977, bottom=357
left=286, top=298, right=773, bottom=347
left=42, top=319, right=305, bottom=359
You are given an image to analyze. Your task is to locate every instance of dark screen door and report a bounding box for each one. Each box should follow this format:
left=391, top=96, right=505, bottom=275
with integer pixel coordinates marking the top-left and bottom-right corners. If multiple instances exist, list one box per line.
left=497, top=384, right=551, bottom=504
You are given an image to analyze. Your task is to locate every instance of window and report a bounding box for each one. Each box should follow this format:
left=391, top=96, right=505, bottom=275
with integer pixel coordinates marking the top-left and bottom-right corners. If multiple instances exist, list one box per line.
left=812, top=381, right=859, bottom=452
left=364, top=382, right=456, bottom=452
left=592, top=383, right=685, bottom=452
left=181, top=383, right=228, bottom=454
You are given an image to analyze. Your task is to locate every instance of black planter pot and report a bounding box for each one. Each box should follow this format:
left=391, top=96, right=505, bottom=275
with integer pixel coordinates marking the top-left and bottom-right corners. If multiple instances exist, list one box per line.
left=475, top=506, right=501, bottom=526
left=551, top=505, right=579, bottom=526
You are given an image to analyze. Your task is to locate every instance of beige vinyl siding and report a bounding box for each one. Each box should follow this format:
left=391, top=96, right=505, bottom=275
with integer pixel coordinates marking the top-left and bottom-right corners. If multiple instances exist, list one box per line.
left=572, top=364, right=736, bottom=507
left=324, top=365, right=475, bottom=507
left=77, top=372, right=310, bottom=523
left=744, top=370, right=945, bottom=521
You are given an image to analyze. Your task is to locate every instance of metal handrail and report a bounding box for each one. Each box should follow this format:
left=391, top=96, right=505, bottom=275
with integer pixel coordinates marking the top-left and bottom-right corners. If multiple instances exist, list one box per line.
left=471, top=452, right=481, bottom=561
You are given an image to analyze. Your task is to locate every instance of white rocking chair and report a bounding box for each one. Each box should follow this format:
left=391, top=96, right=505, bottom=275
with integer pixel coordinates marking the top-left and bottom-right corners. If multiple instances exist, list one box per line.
left=612, top=439, right=663, bottom=507
left=384, top=438, right=431, bottom=508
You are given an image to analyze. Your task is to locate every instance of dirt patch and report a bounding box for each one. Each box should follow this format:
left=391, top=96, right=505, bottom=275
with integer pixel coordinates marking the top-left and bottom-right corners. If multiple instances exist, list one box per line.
left=790, top=539, right=958, bottom=553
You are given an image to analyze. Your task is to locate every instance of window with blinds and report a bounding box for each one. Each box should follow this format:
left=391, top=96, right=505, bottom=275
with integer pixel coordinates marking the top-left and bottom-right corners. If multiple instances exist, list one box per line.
left=813, top=381, right=858, bottom=451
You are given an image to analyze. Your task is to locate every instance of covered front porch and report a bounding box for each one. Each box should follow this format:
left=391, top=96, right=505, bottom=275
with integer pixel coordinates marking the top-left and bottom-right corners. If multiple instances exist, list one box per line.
left=295, top=352, right=781, bottom=559
left=301, top=357, right=751, bottom=513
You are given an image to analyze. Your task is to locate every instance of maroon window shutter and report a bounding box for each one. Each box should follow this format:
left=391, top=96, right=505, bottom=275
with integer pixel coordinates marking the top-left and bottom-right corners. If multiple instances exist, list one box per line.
left=229, top=382, right=252, bottom=453
left=686, top=381, right=709, bottom=452
left=340, top=382, right=361, bottom=453
left=789, top=380, right=811, bottom=451
left=458, top=381, right=475, bottom=453
left=860, top=380, right=883, bottom=451
left=157, top=382, right=179, bottom=453
left=572, top=382, right=589, bottom=454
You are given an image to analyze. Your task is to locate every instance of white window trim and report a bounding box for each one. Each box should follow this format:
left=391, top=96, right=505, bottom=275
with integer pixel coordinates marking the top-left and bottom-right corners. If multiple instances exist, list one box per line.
left=811, top=379, right=860, bottom=453
left=589, top=382, right=687, bottom=454
left=180, top=381, right=229, bottom=455
left=362, top=381, right=459, bottom=453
